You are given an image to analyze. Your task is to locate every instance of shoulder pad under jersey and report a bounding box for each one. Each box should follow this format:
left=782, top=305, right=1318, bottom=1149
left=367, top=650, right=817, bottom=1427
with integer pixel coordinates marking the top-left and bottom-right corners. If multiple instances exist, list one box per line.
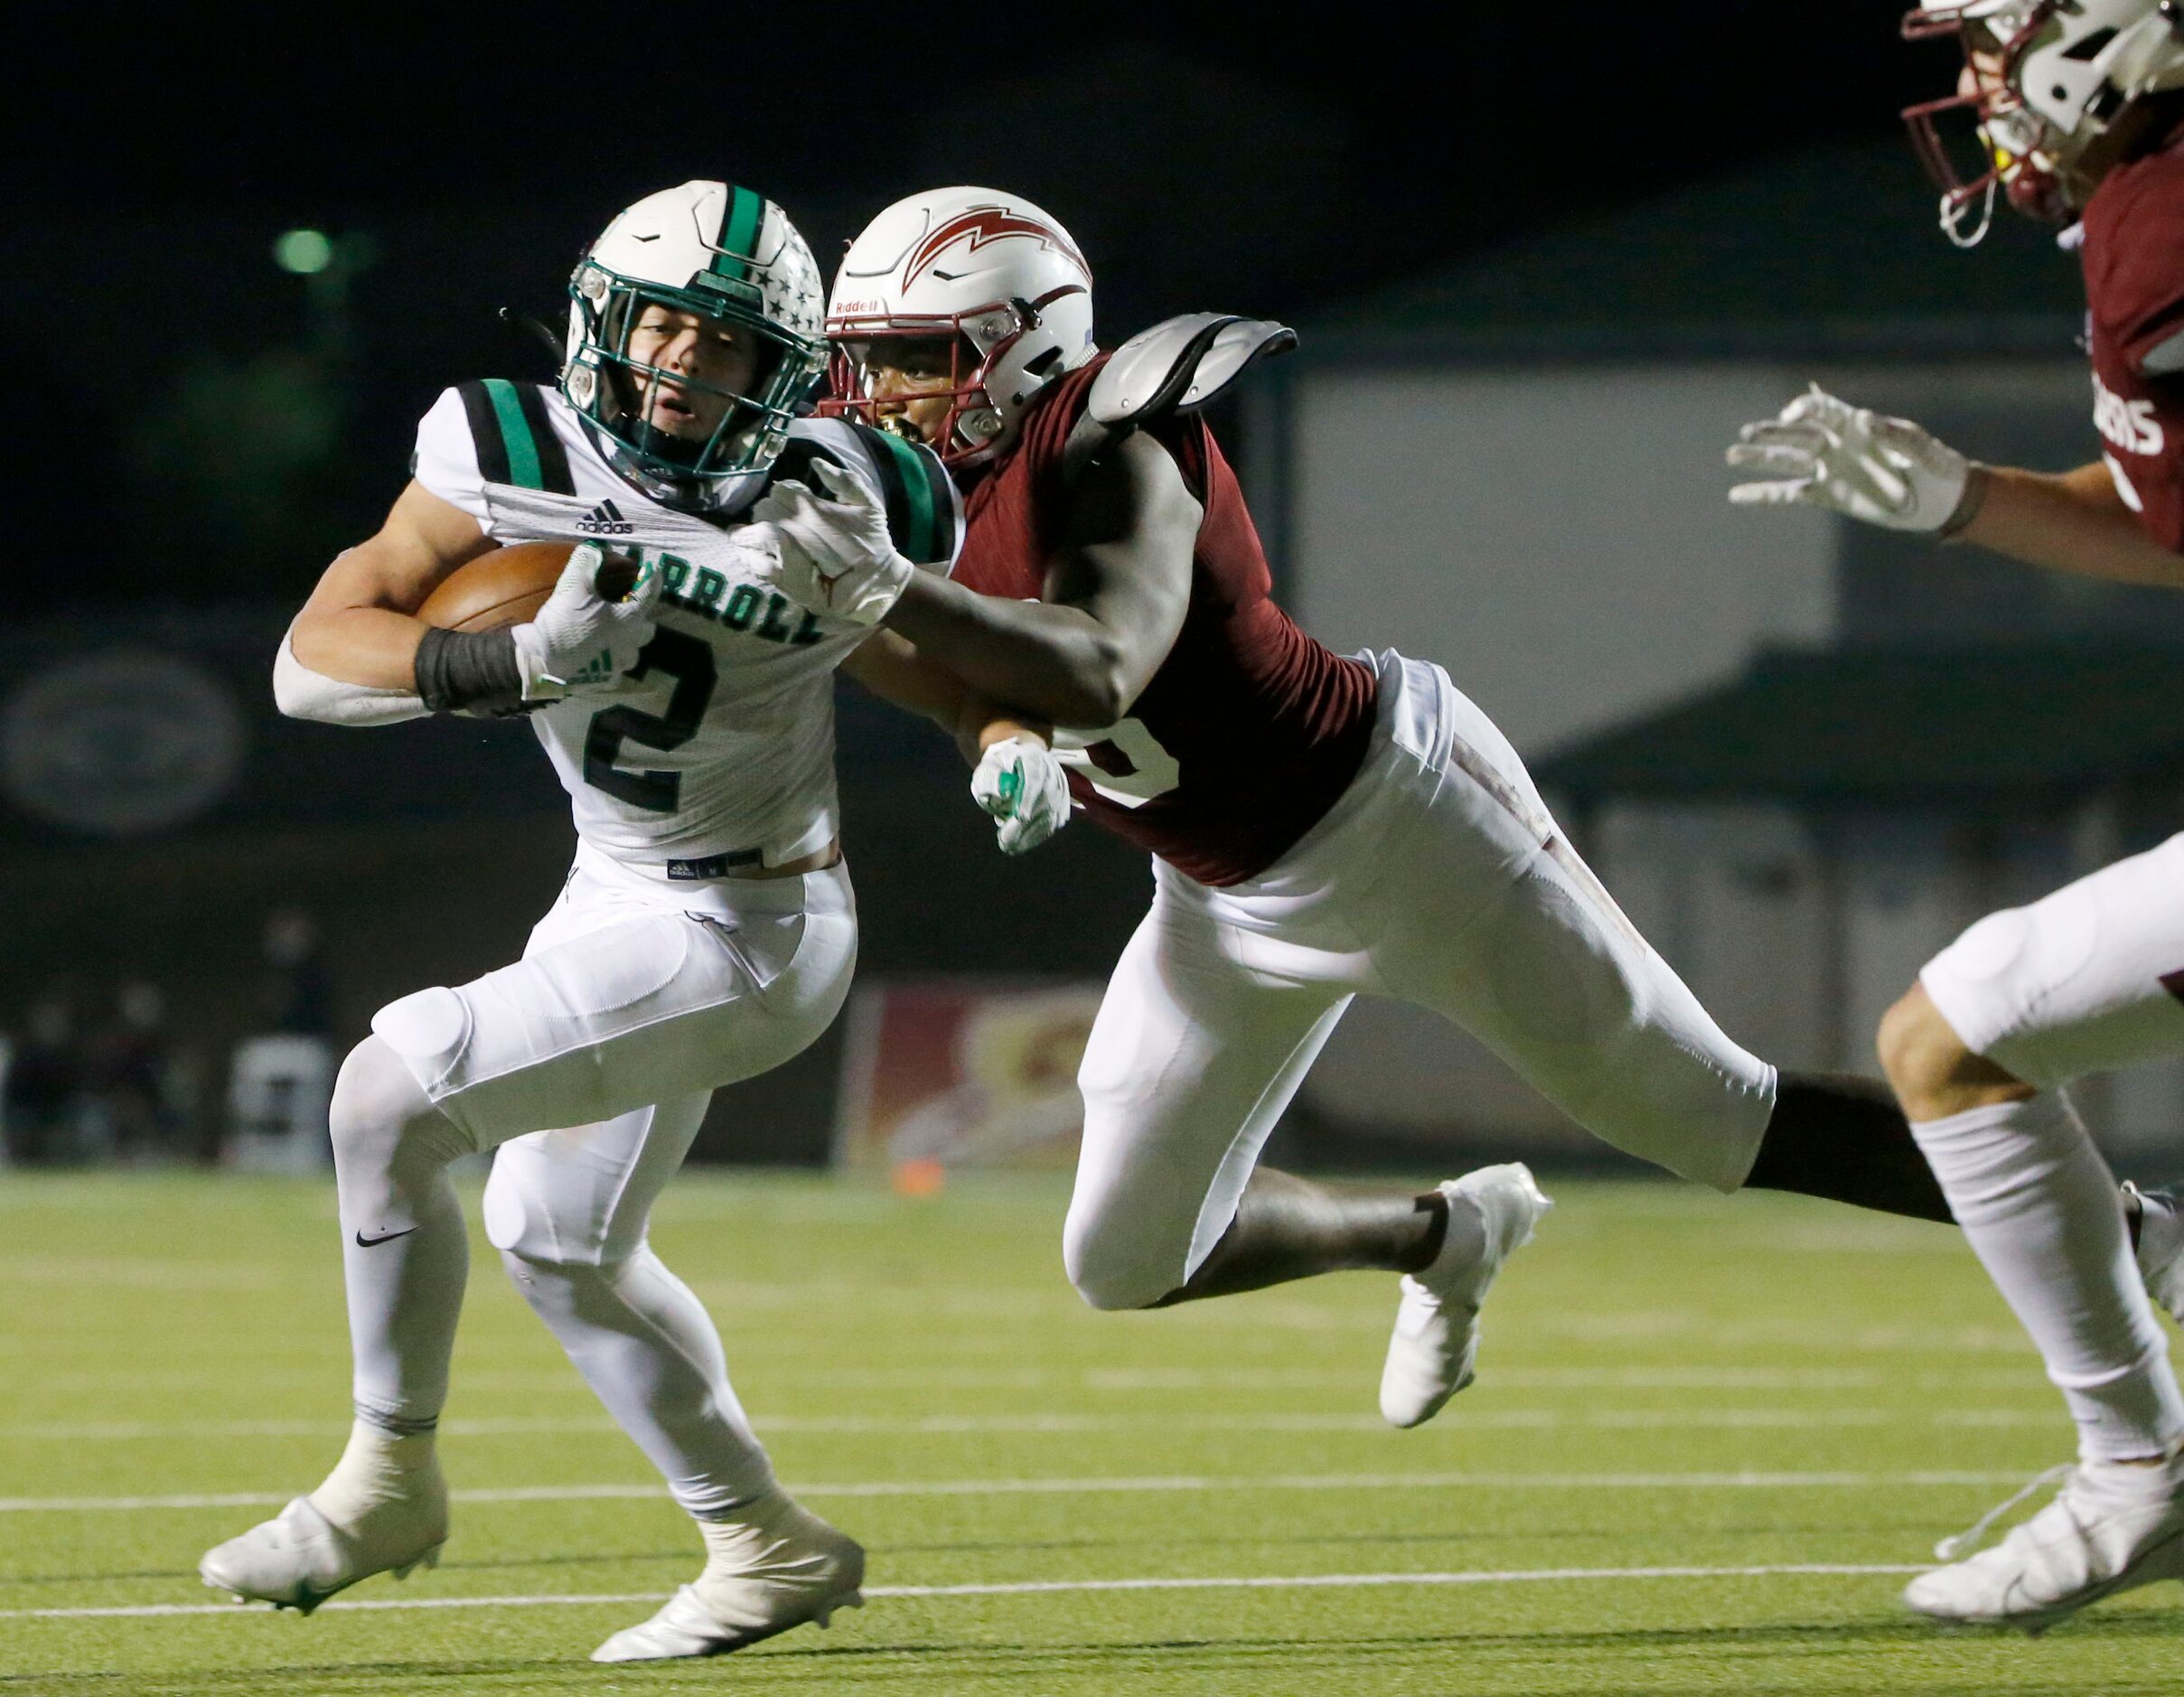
left=767, top=418, right=961, bottom=569
left=1061, top=313, right=1297, bottom=483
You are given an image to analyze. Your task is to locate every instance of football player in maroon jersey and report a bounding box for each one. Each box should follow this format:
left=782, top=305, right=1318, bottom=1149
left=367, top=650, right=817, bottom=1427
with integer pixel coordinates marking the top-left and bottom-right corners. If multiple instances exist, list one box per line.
left=1728, top=0, right=2184, bottom=1629
left=743, top=184, right=1998, bottom=1438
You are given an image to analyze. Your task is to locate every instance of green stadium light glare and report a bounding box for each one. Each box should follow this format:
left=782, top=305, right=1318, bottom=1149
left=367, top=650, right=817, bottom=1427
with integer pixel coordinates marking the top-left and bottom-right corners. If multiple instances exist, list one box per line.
left=273, top=229, right=335, bottom=276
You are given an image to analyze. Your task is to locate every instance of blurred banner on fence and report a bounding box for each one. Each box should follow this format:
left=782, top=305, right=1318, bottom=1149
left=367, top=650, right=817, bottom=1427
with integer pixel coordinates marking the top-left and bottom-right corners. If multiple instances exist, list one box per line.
left=832, top=980, right=1105, bottom=1178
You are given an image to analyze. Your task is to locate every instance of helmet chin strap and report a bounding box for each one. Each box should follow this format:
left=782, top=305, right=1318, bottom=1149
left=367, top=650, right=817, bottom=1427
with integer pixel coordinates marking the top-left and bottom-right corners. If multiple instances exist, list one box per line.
left=1941, top=175, right=1999, bottom=247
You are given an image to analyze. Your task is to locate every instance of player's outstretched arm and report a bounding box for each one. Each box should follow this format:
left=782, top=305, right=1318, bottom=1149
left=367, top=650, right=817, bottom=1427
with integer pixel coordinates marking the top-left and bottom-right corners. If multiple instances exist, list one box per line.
left=1954, top=461, right=2184, bottom=587
left=839, top=630, right=1070, bottom=855
left=839, top=629, right=1045, bottom=762
left=1727, top=387, right=2184, bottom=587
left=759, top=434, right=1200, bottom=728
left=885, top=434, right=1200, bottom=727
left=288, top=481, right=498, bottom=690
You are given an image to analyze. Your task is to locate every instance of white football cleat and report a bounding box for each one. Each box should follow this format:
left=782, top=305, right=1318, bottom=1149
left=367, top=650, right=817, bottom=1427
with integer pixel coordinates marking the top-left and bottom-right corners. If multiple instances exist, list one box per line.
left=197, top=1481, right=448, bottom=1615
left=591, top=1489, right=866, bottom=1663
left=1380, top=1162, right=1551, bottom=1430
left=1904, top=1449, right=2184, bottom=1632
left=2125, top=1183, right=2184, bottom=1327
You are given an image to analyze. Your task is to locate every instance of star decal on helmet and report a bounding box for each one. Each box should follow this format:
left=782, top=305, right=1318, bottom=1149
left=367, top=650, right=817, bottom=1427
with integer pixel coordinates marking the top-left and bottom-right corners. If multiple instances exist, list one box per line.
left=762, top=232, right=825, bottom=338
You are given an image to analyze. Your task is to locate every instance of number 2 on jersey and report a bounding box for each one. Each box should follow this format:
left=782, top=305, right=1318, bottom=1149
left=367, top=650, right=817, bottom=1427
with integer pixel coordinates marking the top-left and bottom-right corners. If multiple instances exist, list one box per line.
left=1054, top=718, right=1180, bottom=809
left=581, top=629, right=716, bottom=812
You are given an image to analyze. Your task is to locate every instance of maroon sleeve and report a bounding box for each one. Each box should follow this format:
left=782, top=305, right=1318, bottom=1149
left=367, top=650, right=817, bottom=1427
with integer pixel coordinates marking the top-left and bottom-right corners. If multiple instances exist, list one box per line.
left=2086, top=146, right=2184, bottom=375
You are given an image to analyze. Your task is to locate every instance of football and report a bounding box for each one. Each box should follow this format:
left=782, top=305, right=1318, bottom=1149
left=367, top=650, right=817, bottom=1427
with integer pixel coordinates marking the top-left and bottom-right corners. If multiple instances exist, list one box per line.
left=416, top=541, right=642, bottom=632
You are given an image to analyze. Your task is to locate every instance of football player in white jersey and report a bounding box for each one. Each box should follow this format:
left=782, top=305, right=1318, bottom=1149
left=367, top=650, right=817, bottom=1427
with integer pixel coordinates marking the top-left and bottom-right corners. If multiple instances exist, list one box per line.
left=197, top=182, right=980, bottom=1663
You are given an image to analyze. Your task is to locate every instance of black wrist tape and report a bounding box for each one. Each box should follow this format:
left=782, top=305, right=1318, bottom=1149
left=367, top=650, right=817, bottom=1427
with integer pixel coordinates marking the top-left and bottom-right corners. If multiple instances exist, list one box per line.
left=1937, top=465, right=1990, bottom=541
left=415, top=626, right=524, bottom=715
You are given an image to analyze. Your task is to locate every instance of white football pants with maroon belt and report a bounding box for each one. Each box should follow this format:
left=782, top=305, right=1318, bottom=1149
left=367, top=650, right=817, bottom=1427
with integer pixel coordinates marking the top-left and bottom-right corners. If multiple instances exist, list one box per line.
left=1065, top=650, right=1776, bottom=1310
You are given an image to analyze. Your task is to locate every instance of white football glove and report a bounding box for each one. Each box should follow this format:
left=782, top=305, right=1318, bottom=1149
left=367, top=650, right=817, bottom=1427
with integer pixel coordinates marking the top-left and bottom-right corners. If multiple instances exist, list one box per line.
left=1726, top=385, right=1979, bottom=534
left=970, top=736, right=1073, bottom=856
left=511, top=544, right=661, bottom=700
left=751, top=457, right=914, bottom=626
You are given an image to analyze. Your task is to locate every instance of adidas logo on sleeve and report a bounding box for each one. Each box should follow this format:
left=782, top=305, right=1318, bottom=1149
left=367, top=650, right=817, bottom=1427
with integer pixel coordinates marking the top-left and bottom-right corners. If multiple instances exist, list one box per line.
left=576, top=499, right=636, bottom=536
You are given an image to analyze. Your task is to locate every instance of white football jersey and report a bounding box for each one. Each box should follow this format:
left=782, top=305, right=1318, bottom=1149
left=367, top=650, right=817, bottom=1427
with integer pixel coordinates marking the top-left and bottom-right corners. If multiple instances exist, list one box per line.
left=412, top=380, right=961, bottom=872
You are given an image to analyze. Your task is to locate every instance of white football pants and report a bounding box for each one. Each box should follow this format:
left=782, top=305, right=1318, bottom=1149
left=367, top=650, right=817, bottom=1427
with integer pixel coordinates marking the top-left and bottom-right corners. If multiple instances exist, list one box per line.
left=1065, top=652, right=1776, bottom=1310
left=1922, top=830, right=2184, bottom=1089
left=350, top=842, right=856, bottom=1513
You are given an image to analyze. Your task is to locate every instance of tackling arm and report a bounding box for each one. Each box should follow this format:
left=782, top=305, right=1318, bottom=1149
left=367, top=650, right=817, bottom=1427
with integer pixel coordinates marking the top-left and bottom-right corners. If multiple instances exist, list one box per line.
left=840, top=629, right=1074, bottom=856
left=839, top=629, right=1051, bottom=764
left=876, top=433, right=1202, bottom=729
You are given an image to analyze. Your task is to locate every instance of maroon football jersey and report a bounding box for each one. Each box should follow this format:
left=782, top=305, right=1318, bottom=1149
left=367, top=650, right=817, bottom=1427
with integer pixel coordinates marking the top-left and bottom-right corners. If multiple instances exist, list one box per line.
left=2082, top=123, right=2184, bottom=549
left=952, top=356, right=1377, bottom=886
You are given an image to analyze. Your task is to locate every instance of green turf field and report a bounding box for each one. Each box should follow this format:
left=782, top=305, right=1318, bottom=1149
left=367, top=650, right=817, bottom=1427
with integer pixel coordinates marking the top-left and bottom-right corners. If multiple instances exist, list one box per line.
left=1, top=1170, right=2179, bottom=1694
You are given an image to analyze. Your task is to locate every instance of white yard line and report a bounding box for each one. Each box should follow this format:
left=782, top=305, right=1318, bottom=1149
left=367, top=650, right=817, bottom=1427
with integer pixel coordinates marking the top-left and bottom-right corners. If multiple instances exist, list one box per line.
left=0, top=1468, right=2032, bottom=1514
left=0, top=1563, right=1931, bottom=1622
left=0, top=1363, right=2047, bottom=1397
left=1086, top=1366, right=2050, bottom=1392
left=0, top=1405, right=2058, bottom=1442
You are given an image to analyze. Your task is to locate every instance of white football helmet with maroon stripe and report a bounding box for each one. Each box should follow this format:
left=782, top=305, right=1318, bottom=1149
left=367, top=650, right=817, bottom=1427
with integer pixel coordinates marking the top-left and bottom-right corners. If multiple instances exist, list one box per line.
left=822, top=187, right=1096, bottom=466
left=1904, top=1, right=2184, bottom=242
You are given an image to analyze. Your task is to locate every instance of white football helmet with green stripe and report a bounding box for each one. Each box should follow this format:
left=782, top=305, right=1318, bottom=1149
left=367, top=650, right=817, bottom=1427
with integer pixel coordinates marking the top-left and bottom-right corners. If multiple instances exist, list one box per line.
left=564, top=181, right=826, bottom=510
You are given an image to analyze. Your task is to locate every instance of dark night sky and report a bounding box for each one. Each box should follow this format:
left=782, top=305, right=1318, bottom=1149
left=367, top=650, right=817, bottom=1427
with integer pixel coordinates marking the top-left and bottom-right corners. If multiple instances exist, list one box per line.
left=42, top=0, right=1936, bottom=277
left=15, top=0, right=1977, bottom=608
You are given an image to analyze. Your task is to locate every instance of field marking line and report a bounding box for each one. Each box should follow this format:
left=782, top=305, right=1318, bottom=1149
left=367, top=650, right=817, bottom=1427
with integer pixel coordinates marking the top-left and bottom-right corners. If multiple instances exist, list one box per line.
left=0, top=1563, right=1932, bottom=1622
left=0, top=1365, right=2050, bottom=1398
left=0, top=1407, right=2060, bottom=1443
left=0, top=1469, right=2035, bottom=1514
left=1084, top=1367, right=2051, bottom=1392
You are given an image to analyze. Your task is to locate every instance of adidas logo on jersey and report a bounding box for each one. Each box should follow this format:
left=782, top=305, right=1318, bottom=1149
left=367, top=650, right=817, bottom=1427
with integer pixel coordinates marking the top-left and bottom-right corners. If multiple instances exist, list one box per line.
left=576, top=499, right=636, bottom=536
left=566, top=649, right=618, bottom=686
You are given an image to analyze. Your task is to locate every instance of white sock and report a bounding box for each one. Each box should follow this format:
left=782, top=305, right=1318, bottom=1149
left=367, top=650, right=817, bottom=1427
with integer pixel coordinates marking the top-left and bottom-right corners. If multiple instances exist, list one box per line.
left=1418, top=1191, right=1490, bottom=1303
left=310, top=1419, right=439, bottom=1527
left=697, top=1492, right=796, bottom=1568
left=1912, top=1092, right=2184, bottom=1461
left=501, top=1243, right=776, bottom=1517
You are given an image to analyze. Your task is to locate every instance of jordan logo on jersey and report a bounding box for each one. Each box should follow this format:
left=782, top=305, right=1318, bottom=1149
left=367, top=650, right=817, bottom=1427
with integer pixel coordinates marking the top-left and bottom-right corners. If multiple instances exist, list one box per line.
left=2095, top=370, right=2164, bottom=457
